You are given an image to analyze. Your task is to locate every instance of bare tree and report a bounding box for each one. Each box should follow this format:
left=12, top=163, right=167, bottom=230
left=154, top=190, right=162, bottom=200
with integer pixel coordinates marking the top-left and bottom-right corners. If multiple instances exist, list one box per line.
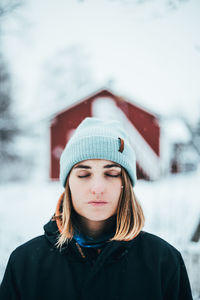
left=0, top=53, right=20, bottom=158
left=0, top=0, right=21, bottom=19
left=0, top=0, right=28, bottom=181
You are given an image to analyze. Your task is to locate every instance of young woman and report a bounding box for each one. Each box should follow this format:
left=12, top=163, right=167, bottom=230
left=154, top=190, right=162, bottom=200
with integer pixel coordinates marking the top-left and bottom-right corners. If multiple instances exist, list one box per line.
left=0, top=117, right=193, bottom=300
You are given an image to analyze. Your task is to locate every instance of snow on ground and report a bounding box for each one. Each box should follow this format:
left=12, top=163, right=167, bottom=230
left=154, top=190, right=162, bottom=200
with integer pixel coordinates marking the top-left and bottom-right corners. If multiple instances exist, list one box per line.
left=136, top=169, right=200, bottom=247
left=0, top=169, right=200, bottom=297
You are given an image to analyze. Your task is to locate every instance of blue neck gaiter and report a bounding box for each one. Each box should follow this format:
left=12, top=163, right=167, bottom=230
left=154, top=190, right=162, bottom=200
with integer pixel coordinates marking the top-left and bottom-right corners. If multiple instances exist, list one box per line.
left=73, top=227, right=115, bottom=248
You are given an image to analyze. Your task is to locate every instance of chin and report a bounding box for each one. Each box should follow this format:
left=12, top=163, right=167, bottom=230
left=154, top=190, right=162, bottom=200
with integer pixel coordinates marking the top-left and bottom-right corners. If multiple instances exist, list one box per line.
left=84, top=214, right=112, bottom=222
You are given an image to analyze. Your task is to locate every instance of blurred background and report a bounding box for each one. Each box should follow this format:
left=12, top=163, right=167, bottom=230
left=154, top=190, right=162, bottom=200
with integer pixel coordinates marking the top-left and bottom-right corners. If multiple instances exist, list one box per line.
left=0, top=0, right=200, bottom=298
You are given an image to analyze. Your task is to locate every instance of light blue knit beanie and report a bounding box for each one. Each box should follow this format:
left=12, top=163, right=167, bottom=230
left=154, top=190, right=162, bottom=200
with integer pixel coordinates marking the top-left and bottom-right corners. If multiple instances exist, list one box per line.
left=59, top=117, right=137, bottom=187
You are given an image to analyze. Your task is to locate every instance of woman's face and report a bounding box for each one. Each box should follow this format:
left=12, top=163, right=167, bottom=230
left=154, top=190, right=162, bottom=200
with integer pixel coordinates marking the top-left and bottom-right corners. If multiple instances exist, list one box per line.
left=68, top=159, right=122, bottom=222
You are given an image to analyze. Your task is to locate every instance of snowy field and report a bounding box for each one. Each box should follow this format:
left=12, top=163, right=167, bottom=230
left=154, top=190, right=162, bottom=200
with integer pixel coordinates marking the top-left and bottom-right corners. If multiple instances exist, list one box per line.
left=0, top=170, right=200, bottom=298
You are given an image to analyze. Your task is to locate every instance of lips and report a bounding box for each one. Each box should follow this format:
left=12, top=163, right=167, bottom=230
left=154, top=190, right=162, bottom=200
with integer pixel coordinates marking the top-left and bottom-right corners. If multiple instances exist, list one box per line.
left=88, top=201, right=108, bottom=206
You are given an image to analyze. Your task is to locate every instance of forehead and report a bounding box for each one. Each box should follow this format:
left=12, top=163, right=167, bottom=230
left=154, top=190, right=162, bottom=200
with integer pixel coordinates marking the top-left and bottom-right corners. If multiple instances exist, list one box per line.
left=73, top=159, right=121, bottom=169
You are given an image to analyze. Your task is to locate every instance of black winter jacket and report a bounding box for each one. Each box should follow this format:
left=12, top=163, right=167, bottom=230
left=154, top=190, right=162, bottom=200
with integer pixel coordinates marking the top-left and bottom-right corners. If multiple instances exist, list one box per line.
left=0, top=220, right=193, bottom=300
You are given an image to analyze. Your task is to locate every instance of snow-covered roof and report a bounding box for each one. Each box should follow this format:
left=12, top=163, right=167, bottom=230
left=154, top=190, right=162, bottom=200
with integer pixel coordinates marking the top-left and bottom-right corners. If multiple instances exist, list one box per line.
left=161, top=118, right=191, bottom=143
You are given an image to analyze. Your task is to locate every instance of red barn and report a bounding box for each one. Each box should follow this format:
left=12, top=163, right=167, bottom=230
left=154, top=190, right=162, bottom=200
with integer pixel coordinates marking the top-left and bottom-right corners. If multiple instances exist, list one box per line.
left=50, top=89, right=161, bottom=181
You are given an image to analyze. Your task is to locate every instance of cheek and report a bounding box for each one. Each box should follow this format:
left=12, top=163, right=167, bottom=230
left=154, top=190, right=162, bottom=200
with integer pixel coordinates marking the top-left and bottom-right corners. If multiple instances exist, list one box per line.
left=69, top=178, right=88, bottom=205
left=69, top=178, right=78, bottom=204
left=110, top=180, right=122, bottom=200
left=69, top=188, right=82, bottom=212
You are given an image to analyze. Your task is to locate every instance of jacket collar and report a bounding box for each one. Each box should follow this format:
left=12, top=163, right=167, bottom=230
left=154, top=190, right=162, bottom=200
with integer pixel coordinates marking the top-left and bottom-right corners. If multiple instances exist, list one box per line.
left=44, top=218, right=142, bottom=262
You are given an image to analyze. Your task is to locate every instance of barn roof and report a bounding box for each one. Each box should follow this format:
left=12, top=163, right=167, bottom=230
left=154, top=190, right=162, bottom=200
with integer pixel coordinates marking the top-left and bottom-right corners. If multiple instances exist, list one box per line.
left=49, top=87, right=161, bottom=122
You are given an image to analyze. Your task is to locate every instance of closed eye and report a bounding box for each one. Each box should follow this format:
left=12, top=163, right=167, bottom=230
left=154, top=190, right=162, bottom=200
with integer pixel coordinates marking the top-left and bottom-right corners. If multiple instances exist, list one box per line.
left=105, top=173, right=121, bottom=178
left=78, top=174, right=90, bottom=178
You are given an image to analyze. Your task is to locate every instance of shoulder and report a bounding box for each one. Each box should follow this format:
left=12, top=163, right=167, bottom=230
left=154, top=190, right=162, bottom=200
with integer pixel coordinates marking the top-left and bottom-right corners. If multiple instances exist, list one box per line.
left=126, top=231, right=186, bottom=284
left=139, top=231, right=179, bottom=250
left=130, top=231, right=182, bottom=265
left=138, top=231, right=180, bottom=250
left=9, top=235, right=51, bottom=265
left=129, top=232, right=192, bottom=298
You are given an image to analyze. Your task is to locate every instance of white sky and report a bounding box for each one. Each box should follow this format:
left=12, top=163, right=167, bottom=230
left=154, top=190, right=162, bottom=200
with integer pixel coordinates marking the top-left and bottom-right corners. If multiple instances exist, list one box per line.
left=2, top=0, right=200, bottom=123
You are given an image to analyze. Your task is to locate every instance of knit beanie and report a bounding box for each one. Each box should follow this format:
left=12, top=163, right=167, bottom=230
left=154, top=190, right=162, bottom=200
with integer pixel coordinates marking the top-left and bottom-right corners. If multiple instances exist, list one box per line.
left=59, top=117, right=137, bottom=187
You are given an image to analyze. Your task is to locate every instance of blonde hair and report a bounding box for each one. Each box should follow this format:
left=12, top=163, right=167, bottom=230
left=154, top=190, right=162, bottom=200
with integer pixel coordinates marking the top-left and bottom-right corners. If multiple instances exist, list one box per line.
left=55, top=168, right=145, bottom=247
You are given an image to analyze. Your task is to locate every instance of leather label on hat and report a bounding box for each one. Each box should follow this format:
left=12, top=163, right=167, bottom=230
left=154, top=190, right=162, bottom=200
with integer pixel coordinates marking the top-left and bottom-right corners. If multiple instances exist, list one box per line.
left=118, top=137, right=124, bottom=153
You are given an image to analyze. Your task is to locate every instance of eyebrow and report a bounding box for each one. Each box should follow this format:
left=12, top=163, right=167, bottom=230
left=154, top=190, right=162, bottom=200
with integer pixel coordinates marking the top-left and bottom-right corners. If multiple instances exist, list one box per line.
left=74, top=164, right=121, bottom=169
left=74, top=165, right=91, bottom=169
left=104, top=164, right=121, bottom=169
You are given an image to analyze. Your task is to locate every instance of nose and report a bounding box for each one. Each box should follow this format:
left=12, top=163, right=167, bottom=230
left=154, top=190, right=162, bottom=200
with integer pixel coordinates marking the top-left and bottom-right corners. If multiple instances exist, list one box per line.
left=90, top=179, right=105, bottom=196
left=91, top=190, right=104, bottom=196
